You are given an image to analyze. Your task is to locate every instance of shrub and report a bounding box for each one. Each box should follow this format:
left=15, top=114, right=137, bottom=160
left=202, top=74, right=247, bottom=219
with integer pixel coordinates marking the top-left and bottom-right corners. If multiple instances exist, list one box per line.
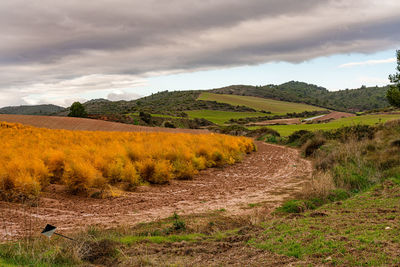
left=138, top=159, right=172, bottom=184
left=63, top=161, right=103, bottom=195
left=277, top=200, right=306, bottom=213
left=44, top=151, right=65, bottom=183
left=287, top=130, right=314, bottom=145
left=171, top=212, right=186, bottom=231
left=325, top=125, right=376, bottom=141
left=327, top=189, right=351, bottom=202
left=301, top=136, right=326, bottom=157
left=163, top=121, right=176, bottom=128
left=246, top=127, right=280, bottom=138
left=139, top=111, right=152, bottom=123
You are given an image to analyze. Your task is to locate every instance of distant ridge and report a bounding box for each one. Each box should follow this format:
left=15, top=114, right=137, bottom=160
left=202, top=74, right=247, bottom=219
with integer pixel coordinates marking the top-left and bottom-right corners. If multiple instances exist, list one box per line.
left=0, top=81, right=390, bottom=116
left=0, top=104, right=65, bottom=115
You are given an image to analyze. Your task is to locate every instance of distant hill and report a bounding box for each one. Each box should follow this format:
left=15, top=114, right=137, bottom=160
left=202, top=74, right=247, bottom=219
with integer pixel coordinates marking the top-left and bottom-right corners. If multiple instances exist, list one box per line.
left=1, top=81, right=388, bottom=118
left=211, top=81, right=390, bottom=112
left=76, top=81, right=390, bottom=116
left=0, top=104, right=65, bottom=115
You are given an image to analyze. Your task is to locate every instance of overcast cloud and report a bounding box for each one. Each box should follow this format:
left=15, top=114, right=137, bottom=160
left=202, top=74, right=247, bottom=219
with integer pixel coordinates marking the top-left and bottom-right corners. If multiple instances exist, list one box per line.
left=1, top=0, right=400, bottom=107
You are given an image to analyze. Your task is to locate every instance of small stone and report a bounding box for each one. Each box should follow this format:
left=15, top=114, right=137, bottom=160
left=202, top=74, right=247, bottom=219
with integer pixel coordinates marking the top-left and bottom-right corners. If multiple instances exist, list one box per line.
left=385, top=226, right=391, bottom=230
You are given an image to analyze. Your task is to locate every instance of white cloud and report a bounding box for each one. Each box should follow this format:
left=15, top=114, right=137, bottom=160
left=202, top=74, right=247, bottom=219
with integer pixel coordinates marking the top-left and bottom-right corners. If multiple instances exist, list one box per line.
left=107, top=90, right=142, bottom=101
left=339, top=58, right=396, bottom=68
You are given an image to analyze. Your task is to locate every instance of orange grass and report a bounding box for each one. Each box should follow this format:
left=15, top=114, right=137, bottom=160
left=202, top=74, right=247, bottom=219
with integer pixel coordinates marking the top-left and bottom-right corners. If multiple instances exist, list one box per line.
left=0, top=122, right=255, bottom=200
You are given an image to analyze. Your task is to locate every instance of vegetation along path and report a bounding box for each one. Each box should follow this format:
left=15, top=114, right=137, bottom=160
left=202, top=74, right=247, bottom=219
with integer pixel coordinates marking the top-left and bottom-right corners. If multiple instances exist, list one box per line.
left=0, top=142, right=312, bottom=240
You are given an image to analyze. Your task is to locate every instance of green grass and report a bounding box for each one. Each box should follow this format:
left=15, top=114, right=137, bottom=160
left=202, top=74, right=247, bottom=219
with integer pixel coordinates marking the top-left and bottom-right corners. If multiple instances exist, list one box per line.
left=185, top=110, right=266, bottom=124
left=0, top=258, right=18, bottom=267
left=198, top=92, right=325, bottom=113
left=249, top=179, right=400, bottom=265
left=251, top=114, right=400, bottom=136
left=119, top=233, right=205, bottom=245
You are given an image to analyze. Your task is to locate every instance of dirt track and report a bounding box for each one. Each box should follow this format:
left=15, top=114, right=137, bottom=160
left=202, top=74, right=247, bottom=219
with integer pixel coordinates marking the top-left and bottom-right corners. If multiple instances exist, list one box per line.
left=0, top=142, right=311, bottom=241
left=0, top=114, right=208, bottom=134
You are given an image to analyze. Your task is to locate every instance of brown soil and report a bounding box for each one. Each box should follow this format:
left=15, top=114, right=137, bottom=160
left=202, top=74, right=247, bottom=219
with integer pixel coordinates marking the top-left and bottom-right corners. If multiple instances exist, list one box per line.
left=313, top=111, right=354, bottom=122
left=0, top=114, right=208, bottom=134
left=0, top=142, right=311, bottom=241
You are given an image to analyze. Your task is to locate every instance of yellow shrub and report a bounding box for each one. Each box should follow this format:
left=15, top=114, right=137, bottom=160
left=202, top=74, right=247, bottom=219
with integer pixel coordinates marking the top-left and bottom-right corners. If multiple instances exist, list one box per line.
left=0, top=121, right=255, bottom=200
left=137, top=159, right=172, bottom=184
left=63, top=161, right=103, bottom=195
left=44, top=150, right=65, bottom=183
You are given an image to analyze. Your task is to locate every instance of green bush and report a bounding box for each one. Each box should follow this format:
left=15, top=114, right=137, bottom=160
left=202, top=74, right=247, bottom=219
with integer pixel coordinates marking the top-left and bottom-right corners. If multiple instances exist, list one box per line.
left=327, top=189, right=351, bottom=202
left=277, top=200, right=306, bottom=213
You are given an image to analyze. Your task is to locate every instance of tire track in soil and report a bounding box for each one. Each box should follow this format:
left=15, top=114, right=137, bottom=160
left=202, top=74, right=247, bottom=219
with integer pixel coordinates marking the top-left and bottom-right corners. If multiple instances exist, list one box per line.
left=0, top=142, right=312, bottom=241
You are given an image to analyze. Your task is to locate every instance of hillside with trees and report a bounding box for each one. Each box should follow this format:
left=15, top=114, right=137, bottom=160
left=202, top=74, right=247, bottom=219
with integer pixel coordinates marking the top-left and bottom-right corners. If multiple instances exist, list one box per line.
left=211, top=81, right=390, bottom=112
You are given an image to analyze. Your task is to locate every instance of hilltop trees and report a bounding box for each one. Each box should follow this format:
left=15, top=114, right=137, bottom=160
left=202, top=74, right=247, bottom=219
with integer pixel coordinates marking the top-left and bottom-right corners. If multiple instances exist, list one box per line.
left=387, top=50, right=400, bottom=108
left=68, top=102, right=87, bottom=117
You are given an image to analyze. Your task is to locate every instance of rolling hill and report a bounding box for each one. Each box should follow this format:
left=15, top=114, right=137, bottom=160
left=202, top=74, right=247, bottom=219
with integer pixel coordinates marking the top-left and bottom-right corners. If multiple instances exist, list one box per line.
left=211, top=81, right=389, bottom=112
left=0, top=81, right=390, bottom=120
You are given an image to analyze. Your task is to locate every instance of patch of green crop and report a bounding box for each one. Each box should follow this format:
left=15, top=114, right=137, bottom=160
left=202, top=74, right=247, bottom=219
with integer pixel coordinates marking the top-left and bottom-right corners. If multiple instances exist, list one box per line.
left=185, top=110, right=266, bottom=124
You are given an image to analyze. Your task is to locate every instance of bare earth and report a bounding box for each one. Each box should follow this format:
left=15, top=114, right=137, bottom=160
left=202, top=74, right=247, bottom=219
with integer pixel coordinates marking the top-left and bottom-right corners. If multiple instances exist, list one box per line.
left=0, top=142, right=312, bottom=241
left=0, top=114, right=208, bottom=134
left=313, top=111, right=354, bottom=122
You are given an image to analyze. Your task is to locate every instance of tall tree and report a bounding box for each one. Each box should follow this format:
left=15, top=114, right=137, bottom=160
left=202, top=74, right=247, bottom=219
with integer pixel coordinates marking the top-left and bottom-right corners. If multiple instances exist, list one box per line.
left=68, top=102, right=87, bottom=117
left=387, top=50, right=400, bottom=108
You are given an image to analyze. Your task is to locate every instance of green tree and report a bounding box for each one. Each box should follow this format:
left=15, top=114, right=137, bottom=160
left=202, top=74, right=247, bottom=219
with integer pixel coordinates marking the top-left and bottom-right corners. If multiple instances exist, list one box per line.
left=387, top=50, right=400, bottom=108
left=68, top=102, right=87, bottom=117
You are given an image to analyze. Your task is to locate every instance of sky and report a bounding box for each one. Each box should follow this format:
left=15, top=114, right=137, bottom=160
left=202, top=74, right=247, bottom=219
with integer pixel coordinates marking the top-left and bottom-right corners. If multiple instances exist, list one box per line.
left=0, top=0, right=399, bottom=108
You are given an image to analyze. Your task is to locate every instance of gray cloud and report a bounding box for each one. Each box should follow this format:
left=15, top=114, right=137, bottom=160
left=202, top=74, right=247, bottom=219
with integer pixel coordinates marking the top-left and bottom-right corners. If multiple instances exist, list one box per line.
left=0, top=0, right=399, bottom=106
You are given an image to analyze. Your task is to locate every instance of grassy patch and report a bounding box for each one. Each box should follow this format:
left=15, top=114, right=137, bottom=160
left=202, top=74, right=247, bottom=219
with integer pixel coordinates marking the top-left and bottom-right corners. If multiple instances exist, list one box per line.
left=120, top=233, right=205, bottom=245
left=251, top=180, right=400, bottom=265
left=198, top=92, right=325, bottom=113
left=185, top=110, right=266, bottom=124
left=252, top=114, right=400, bottom=136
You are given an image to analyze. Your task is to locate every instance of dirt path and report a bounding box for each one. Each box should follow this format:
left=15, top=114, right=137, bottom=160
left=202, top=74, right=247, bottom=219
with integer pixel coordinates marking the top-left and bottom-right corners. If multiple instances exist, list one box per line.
left=0, top=142, right=312, bottom=241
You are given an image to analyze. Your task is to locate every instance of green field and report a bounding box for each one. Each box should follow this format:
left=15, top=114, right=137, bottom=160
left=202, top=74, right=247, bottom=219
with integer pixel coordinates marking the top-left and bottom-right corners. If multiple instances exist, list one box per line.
left=254, top=114, right=400, bottom=136
left=186, top=110, right=266, bottom=125
left=198, top=92, right=325, bottom=114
